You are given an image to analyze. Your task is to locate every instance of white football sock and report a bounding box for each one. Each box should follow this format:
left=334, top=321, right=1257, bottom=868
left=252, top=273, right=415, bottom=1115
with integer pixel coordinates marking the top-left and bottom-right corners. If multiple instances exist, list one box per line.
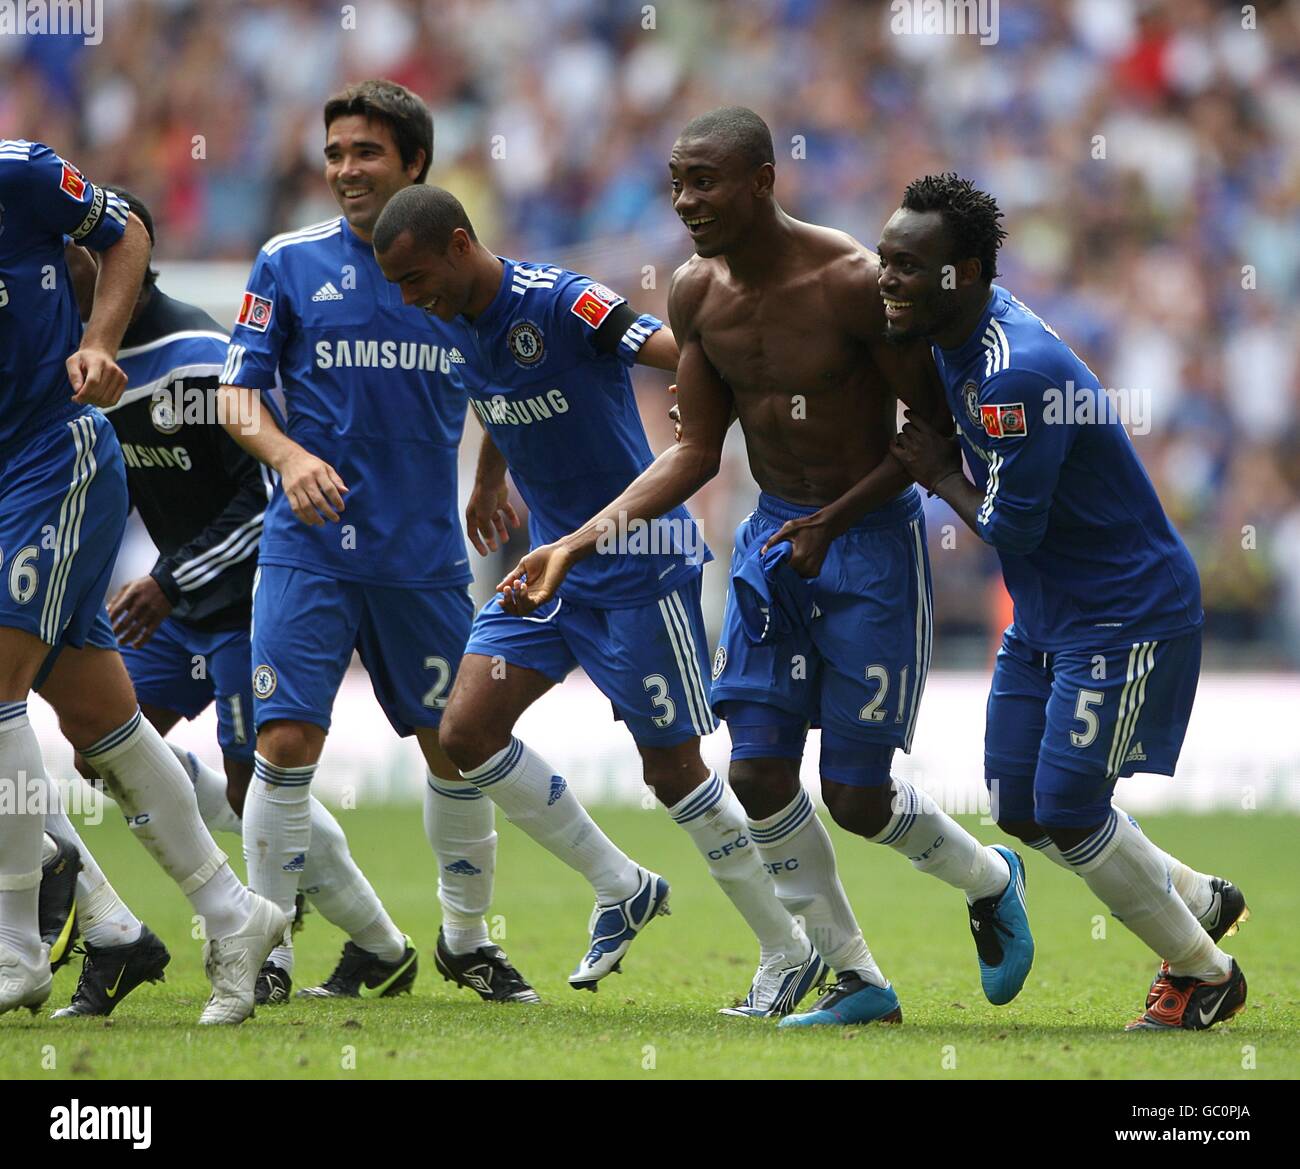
left=872, top=778, right=1009, bottom=902
left=1060, top=809, right=1230, bottom=981
left=82, top=710, right=252, bottom=941
left=462, top=737, right=639, bottom=905
left=1118, top=809, right=1216, bottom=919
left=424, top=773, right=494, bottom=955
left=668, top=771, right=806, bottom=961
left=301, top=797, right=404, bottom=962
left=79, top=875, right=144, bottom=948
left=0, top=703, right=44, bottom=959
left=39, top=775, right=142, bottom=947
left=242, top=752, right=313, bottom=920
left=1025, top=806, right=1217, bottom=921
left=748, top=788, right=886, bottom=985
left=169, top=745, right=242, bottom=835
left=170, top=748, right=401, bottom=954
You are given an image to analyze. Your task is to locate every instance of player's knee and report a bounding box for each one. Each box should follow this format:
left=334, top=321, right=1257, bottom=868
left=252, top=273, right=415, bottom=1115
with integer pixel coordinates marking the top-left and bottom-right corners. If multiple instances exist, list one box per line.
left=1045, top=823, right=1098, bottom=854
left=728, top=757, right=801, bottom=818
left=437, top=710, right=500, bottom=774
left=997, top=816, right=1045, bottom=845
left=256, top=720, right=323, bottom=769
left=55, top=705, right=121, bottom=752
left=822, top=781, right=893, bottom=839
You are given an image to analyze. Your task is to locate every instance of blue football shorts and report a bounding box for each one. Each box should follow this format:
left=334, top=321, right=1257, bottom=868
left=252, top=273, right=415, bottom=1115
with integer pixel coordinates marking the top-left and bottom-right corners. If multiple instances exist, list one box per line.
left=984, top=625, right=1202, bottom=828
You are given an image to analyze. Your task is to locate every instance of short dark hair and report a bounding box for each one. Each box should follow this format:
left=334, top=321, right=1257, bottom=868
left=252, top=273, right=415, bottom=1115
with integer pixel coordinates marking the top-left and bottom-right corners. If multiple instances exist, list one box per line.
left=678, top=106, right=775, bottom=170
left=323, top=79, right=433, bottom=183
left=105, top=185, right=158, bottom=288
left=373, top=184, right=477, bottom=256
left=900, top=173, right=1007, bottom=284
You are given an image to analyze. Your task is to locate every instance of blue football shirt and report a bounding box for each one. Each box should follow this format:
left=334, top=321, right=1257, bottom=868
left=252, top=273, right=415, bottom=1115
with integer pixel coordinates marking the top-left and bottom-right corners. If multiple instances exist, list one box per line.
left=454, top=258, right=709, bottom=607
left=221, top=216, right=471, bottom=587
left=0, top=139, right=129, bottom=455
left=932, top=285, right=1202, bottom=650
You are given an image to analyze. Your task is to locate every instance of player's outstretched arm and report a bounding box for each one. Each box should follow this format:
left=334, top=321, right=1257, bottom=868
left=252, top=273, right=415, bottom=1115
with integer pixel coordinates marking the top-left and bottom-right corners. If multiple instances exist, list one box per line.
left=496, top=271, right=732, bottom=614
left=68, top=212, right=151, bottom=406
left=219, top=383, right=348, bottom=526
left=466, top=421, right=520, bottom=555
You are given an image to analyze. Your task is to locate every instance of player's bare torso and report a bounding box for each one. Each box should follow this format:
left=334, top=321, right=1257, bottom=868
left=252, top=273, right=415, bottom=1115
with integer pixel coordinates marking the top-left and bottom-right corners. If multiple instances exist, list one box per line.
left=677, top=221, right=904, bottom=507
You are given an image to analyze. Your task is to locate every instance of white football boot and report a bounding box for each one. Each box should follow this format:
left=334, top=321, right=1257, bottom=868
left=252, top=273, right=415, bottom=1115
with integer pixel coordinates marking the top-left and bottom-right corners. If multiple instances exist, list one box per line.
left=568, top=868, right=670, bottom=990
left=0, top=942, right=52, bottom=1016
left=719, top=943, right=828, bottom=1018
left=198, top=894, right=288, bottom=1025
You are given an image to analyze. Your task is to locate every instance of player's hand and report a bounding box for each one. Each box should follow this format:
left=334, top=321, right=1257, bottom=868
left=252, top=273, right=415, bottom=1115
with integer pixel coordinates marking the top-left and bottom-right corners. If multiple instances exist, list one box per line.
left=276, top=447, right=348, bottom=525
left=762, top=512, right=834, bottom=578
left=496, top=542, right=575, bottom=616
left=67, top=345, right=127, bottom=407
left=466, top=478, right=520, bottom=555
left=107, top=575, right=173, bottom=649
left=892, top=410, right=963, bottom=492
left=668, top=384, right=682, bottom=443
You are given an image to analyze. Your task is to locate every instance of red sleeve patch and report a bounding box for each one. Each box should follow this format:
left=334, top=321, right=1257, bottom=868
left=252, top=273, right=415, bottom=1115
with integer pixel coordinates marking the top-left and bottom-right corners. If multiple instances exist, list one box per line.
left=237, top=291, right=274, bottom=332
left=59, top=162, right=87, bottom=200
left=981, top=402, right=1027, bottom=439
left=570, top=287, right=615, bottom=329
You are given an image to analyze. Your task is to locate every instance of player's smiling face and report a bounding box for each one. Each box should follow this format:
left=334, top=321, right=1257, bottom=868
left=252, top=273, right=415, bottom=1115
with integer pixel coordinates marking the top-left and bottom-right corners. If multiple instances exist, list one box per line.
left=877, top=208, right=967, bottom=342
left=324, top=115, right=424, bottom=241
left=377, top=229, right=474, bottom=321
left=670, top=138, right=767, bottom=258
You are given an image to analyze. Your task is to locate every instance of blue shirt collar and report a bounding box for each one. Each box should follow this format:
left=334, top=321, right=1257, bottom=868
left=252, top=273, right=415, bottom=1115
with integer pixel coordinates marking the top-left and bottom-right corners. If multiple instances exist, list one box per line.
left=938, top=284, right=1007, bottom=362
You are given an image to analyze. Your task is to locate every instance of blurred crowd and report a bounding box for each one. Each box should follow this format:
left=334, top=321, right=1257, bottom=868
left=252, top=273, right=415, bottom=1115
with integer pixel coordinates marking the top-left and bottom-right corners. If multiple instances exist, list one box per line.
left=3, top=0, right=1298, bottom=664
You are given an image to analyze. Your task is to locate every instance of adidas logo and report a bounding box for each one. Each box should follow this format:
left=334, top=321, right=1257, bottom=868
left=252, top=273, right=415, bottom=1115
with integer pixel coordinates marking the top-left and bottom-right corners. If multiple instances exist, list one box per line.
left=311, top=282, right=344, bottom=302
left=444, top=859, right=483, bottom=876
left=448, top=347, right=465, bottom=364
left=283, top=852, right=306, bottom=873
left=1124, top=741, right=1147, bottom=763
left=548, top=775, right=567, bottom=806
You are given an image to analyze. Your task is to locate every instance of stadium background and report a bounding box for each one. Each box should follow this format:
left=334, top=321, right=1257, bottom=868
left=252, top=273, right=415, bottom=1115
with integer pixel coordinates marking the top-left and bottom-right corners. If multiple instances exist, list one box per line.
left=3, top=0, right=1298, bottom=813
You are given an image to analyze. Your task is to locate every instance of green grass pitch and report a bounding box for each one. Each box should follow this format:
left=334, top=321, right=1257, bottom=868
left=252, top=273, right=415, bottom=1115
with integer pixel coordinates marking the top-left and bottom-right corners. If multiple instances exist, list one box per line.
left=3, top=806, right=1297, bottom=1080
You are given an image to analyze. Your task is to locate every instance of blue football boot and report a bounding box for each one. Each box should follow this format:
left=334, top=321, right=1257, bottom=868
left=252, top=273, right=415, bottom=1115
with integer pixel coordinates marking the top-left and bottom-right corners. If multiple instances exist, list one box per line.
left=777, top=972, right=903, bottom=1028
left=969, top=845, right=1034, bottom=1005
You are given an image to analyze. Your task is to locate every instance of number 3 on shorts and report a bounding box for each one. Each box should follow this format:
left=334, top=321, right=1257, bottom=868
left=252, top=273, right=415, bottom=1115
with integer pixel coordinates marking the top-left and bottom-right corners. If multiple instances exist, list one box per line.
left=642, top=673, right=676, bottom=728
left=1071, top=688, right=1104, bottom=748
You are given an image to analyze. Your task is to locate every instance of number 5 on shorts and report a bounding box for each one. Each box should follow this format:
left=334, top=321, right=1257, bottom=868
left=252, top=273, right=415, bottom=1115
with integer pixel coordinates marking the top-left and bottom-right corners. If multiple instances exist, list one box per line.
left=1071, top=688, right=1104, bottom=748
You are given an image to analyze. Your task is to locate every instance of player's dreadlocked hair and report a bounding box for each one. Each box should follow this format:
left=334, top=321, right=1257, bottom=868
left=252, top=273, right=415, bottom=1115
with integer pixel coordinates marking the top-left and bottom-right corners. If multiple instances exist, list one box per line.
left=901, top=173, right=1007, bottom=284
left=678, top=106, right=775, bottom=170
left=324, top=79, right=434, bottom=184
left=373, top=184, right=478, bottom=257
